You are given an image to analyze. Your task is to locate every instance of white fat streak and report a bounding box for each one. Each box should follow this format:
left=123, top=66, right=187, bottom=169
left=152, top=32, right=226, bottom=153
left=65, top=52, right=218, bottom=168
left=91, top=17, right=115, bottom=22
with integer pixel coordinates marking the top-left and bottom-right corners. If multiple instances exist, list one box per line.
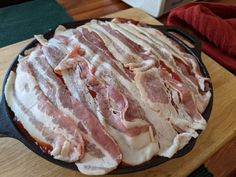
left=89, top=21, right=206, bottom=153
left=100, top=64, right=195, bottom=156
left=34, top=35, right=48, bottom=46
left=83, top=22, right=140, bottom=64
left=83, top=24, right=156, bottom=73
left=92, top=53, right=194, bottom=157
left=76, top=153, right=118, bottom=175
left=24, top=47, right=37, bottom=56
left=106, top=125, right=159, bottom=165
left=4, top=71, right=48, bottom=143
left=167, top=82, right=206, bottom=130
left=76, top=135, right=118, bottom=175
left=52, top=44, right=107, bottom=128
left=61, top=29, right=148, bottom=128
left=76, top=26, right=128, bottom=76
left=115, top=23, right=209, bottom=120
left=135, top=68, right=204, bottom=134
left=136, top=26, right=182, bottom=57
left=67, top=34, right=158, bottom=164
left=184, top=53, right=211, bottom=92
left=47, top=29, right=75, bottom=52
left=55, top=25, right=66, bottom=35
left=62, top=69, right=97, bottom=114
left=137, top=26, right=210, bottom=93
left=110, top=22, right=188, bottom=81
left=196, top=91, right=212, bottom=114
left=47, top=38, right=70, bottom=53
left=109, top=22, right=161, bottom=58
left=78, top=24, right=196, bottom=158
left=117, top=23, right=156, bottom=45
left=71, top=34, right=95, bottom=57
left=54, top=28, right=74, bottom=38
left=60, top=70, right=80, bottom=98
left=16, top=66, right=74, bottom=140
left=5, top=71, right=80, bottom=162
left=74, top=123, right=119, bottom=175
left=92, top=57, right=150, bottom=128
left=129, top=25, right=203, bottom=80
left=125, top=59, right=156, bottom=72
left=29, top=57, right=86, bottom=126
left=94, top=21, right=201, bottom=103
left=121, top=24, right=190, bottom=71
left=16, top=63, right=82, bottom=161
left=114, top=23, right=182, bottom=72
left=161, top=133, right=192, bottom=157
left=30, top=56, right=118, bottom=173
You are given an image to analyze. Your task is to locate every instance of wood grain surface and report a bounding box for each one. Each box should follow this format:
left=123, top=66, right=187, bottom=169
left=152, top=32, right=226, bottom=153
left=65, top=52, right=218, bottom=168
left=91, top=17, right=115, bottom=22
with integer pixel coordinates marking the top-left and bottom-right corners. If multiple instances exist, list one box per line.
left=0, top=8, right=236, bottom=177
left=56, top=0, right=236, bottom=23
left=57, top=0, right=130, bottom=21
left=206, top=137, right=236, bottom=177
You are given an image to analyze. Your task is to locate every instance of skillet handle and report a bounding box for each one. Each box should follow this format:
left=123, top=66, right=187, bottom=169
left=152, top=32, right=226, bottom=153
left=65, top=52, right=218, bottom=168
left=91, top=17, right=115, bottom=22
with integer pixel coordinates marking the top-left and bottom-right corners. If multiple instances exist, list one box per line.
left=160, top=26, right=201, bottom=59
left=0, top=95, right=18, bottom=138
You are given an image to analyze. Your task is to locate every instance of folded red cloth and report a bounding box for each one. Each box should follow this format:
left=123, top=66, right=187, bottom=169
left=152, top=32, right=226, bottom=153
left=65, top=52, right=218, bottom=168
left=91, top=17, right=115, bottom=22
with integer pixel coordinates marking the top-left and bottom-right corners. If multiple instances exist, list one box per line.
left=167, top=2, right=236, bottom=74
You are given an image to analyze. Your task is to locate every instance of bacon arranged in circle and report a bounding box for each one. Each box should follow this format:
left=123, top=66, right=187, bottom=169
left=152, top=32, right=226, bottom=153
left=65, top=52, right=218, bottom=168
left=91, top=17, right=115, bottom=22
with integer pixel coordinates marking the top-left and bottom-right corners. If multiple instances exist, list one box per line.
left=5, top=18, right=211, bottom=175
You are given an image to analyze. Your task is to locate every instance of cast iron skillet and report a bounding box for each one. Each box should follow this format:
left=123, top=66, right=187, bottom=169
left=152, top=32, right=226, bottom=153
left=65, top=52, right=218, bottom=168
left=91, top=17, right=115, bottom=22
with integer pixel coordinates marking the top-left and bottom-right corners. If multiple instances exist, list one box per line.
left=0, top=18, right=213, bottom=174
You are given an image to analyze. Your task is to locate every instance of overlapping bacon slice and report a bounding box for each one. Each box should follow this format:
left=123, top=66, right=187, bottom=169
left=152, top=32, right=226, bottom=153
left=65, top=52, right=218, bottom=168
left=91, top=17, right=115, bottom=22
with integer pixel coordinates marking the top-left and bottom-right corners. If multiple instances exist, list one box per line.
left=5, top=18, right=211, bottom=175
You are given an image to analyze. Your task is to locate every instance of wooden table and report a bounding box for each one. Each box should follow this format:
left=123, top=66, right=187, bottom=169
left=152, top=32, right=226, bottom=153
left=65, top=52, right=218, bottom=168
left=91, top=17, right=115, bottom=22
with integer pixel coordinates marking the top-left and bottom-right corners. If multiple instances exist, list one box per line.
left=0, top=8, right=235, bottom=177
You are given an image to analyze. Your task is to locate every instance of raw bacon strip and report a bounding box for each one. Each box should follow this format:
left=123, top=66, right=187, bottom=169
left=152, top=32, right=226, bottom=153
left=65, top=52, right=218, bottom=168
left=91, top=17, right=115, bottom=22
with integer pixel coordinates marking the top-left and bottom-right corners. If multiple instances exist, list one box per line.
left=107, top=21, right=167, bottom=59
left=5, top=60, right=84, bottom=162
left=102, top=20, right=211, bottom=113
left=103, top=22, right=191, bottom=82
left=90, top=56, right=193, bottom=157
left=158, top=68, right=207, bottom=129
left=135, top=67, right=206, bottom=133
left=88, top=20, right=157, bottom=62
left=28, top=49, right=122, bottom=175
left=108, top=22, right=195, bottom=77
left=56, top=55, right=151, bottom=134
left=52, top=27, right=152, bottom=129
left=72, top=27, right=132, bottom=81
left=129, top=24, right=210, bottom=91
left=56, top=55, right=159, bottom=165
left=64, top=22, right=198, bottom=157
left=42, top=44, right=67, bottom=68
left=172, top=55, right=211, bottom=113
left=87, top=21, right=183, bottom=85
left=5, top=19, right=212, bottom=175
left=83, top=22, right=154, bottom=72
left=47, top=19, right=209, bottom=161
left=85, top=20, right=207, bottom=130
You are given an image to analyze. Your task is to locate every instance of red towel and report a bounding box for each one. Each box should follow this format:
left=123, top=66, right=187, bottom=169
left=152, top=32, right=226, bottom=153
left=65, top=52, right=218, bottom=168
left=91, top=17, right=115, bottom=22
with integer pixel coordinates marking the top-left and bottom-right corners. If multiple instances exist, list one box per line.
left=167, top=2, right=236, bottom=74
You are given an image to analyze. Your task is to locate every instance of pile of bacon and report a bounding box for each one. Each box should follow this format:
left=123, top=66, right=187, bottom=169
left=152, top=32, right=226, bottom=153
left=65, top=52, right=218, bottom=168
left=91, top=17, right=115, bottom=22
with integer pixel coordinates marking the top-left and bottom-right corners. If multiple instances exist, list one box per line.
left=5, top=18, right=211, bottom=175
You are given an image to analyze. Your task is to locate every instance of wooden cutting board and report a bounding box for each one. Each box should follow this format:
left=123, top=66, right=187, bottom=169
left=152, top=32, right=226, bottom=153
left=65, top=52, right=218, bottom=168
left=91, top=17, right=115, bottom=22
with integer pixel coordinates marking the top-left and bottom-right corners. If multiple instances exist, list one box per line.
left=0, top=8, right=235, bottom=177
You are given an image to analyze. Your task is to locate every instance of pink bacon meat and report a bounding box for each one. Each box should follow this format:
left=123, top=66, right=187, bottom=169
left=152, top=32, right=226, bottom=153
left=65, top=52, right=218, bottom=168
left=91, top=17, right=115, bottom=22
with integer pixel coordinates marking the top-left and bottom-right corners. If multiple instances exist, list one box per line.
left=5, top=60, right=84, bottom=162
left=31, top=48, right=122, bottom=175
left=4, top=18, right=211, bottom=175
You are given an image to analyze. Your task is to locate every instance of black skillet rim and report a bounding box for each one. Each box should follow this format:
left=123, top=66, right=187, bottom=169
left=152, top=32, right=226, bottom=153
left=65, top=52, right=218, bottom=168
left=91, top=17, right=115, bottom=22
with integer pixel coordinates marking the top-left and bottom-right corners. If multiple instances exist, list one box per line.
left=0, top=18, right=213, bottom=175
